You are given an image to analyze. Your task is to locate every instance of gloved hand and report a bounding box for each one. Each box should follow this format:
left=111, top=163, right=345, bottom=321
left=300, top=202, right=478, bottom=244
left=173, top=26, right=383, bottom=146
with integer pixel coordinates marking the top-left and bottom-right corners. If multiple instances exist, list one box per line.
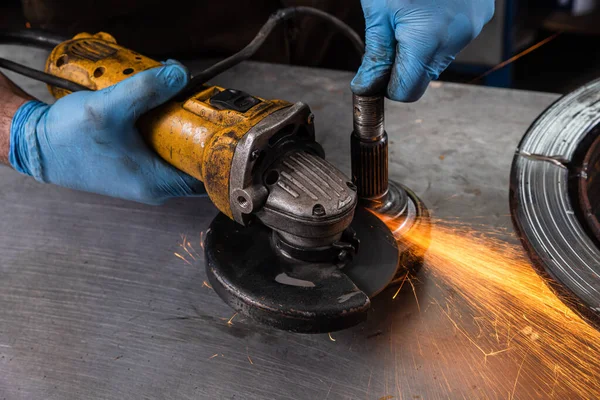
left=351, top=0, right=495, bottom=102
left=9, top=61, right=206, bottom=205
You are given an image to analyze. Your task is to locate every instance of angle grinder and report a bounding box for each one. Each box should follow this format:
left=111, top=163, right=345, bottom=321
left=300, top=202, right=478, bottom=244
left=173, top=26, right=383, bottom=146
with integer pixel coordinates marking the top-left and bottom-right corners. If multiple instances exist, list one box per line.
left=0, top=8, right=429, bottom=333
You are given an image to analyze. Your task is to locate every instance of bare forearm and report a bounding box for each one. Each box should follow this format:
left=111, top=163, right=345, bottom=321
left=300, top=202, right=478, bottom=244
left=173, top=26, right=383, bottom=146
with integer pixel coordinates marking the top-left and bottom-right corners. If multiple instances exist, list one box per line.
left=0, top=73, right=34, bottom=165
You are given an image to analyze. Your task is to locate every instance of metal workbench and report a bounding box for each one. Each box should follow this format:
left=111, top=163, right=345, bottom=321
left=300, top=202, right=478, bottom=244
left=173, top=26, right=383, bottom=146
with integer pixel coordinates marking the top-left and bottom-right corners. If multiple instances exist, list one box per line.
left=0, top=46, right=560, bottom=399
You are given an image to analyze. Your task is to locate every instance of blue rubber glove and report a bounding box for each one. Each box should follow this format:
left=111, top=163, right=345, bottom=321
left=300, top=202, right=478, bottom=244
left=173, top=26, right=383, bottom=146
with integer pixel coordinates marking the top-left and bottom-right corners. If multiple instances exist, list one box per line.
left=351, top=0, right=494, bottom=101
left=9, top=61, right=206, bottom=205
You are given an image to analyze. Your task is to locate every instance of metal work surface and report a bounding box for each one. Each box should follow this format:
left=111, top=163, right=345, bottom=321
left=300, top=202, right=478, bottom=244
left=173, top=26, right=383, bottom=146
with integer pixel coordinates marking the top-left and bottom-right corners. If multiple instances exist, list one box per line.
left=0, top=46, right=560, bottom=399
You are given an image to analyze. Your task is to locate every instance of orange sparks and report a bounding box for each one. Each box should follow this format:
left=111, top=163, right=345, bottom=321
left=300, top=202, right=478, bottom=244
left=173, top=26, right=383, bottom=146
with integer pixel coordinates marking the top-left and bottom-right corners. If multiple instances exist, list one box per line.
left=209, top=353, right=219, bottom=359
left=510, top=353, right=527, bottom=400
left=181, top=246, right=196, bottom=261
left=328, top=332, right=336, bottom=342
left=392, top=274, right=408, bottom=300
left=227, top=313, right=238, bottom=326
left=374, top=212, right=600, bottom=398
left=202, top=281, right=212, bottom=289
left=407, top=275, right=420, bottom=313
left=174, top=252, right=191, bottom=265
left=468, top=32, right=562, bottom=84
left=187, top=241, right=201, bottom=258
left=175, top=233, right=205, bottom=265
left=179, top=234, right=198, bottom=261
left=246, top=347, right=254, bottom=365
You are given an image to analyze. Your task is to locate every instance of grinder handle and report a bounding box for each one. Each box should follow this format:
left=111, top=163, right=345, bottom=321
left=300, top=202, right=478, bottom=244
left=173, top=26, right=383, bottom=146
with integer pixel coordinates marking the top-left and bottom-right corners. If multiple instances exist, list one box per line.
left=43, top=32, right=290, bottom=218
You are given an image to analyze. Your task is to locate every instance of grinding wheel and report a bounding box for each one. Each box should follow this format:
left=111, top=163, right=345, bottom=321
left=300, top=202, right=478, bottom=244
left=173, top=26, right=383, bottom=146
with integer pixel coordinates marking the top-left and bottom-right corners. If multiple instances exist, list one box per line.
left=204, top=187, right=428, bottom=333
left=205, top=206, right=398, bottom=333
left=510, top=77, right=600, bottom=325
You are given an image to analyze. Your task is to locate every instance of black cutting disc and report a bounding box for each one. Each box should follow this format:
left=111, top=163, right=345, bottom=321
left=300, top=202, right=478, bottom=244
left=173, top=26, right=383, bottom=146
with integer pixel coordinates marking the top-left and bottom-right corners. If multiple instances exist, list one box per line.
left=510, top=77, right=600, bottom=326
left=204, top=206, right=400, bottom=333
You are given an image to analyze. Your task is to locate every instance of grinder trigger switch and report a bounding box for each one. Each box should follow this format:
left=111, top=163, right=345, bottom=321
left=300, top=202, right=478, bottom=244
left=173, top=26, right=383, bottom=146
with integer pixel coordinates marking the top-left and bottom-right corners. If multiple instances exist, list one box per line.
left=209, top=88, right=261, bottom=112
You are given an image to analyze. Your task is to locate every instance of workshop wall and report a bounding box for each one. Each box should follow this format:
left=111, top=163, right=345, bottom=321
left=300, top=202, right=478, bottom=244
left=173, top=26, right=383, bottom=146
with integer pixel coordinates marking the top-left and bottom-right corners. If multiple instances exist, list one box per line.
left=19, top=0, right=363, bottom=71
left=4, top=0, right=600, bottom=94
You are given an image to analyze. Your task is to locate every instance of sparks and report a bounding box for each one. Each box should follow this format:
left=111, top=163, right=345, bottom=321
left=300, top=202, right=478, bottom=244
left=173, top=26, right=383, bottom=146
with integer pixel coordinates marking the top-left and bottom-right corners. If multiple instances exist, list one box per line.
left=209, top=353, right=218, bottom=359
left=227, top=313, right=238, bottom=326
left=510, top=353, right=527, bottom=400
left=181, top=246, right=196, bottom=261
left=392, top=274, right=408, bottom=300
left=469, top=32, right=562, bottom=84
left=373, top=212, right=600, bottom=398
left=202, top=281, right=212, bottom=289
left=174, top=252, right=191, bottom=265
left=187, top=241, right=201, bottom=259
left=407, top=275, right=420, bottom=313
left=178, top=234, right=197, bottom=261
left=246, top=347, right=254, bottom=365
left=328, top=332, right=336, bottom=342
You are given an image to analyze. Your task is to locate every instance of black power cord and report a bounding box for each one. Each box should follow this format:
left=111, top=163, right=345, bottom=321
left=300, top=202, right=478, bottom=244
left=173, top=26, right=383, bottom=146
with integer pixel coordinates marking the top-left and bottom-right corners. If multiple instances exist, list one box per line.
left=0, top=58, right=89, bottom=92
left=0, top=7, right=365, bottom=94
left=0, top=29, right=87, bottom=92
left=0, top=29, right=66, bottom=48
left=187, top=7, right=364, bottom=89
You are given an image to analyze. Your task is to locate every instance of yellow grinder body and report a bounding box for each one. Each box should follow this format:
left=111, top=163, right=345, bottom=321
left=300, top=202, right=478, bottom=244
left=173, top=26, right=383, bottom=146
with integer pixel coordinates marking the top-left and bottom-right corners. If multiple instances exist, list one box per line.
left=43, top=33, right=358, bottom=247
left=45, top=33, right=290, bottom=219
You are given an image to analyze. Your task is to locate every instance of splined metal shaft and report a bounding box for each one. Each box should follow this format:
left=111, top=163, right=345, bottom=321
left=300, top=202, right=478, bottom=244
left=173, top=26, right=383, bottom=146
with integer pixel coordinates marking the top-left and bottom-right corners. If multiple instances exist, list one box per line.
left=351, top=94, right=388, bottom=204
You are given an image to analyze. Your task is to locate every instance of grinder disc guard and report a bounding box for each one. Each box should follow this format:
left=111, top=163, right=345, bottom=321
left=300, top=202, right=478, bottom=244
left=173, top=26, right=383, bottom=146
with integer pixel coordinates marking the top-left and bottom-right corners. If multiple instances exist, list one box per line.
left=205, top=206, right=401, bottom=333
left=204, top=91, right=430, bottom=333
left=511, top=77, right=600, bottom=325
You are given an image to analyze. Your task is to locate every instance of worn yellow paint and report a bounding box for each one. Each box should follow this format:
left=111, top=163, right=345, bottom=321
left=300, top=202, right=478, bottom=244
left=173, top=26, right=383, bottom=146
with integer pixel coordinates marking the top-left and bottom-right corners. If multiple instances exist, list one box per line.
left=45, top=33, right=291, bottom=217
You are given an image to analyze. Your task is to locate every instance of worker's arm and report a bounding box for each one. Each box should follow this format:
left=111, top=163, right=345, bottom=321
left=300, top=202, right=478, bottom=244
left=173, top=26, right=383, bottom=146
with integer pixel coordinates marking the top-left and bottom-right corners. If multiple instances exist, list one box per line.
left=0, top=61, right=205, bottom=204
left=351, top=0, right=495, bottom=102
left=0, top=74, right=33, bottom=164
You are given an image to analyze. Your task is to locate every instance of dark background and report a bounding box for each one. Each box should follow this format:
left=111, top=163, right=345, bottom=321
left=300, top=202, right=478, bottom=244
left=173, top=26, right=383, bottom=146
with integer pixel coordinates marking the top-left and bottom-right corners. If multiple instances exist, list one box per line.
left=1, top=0, right=600, bottom=94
